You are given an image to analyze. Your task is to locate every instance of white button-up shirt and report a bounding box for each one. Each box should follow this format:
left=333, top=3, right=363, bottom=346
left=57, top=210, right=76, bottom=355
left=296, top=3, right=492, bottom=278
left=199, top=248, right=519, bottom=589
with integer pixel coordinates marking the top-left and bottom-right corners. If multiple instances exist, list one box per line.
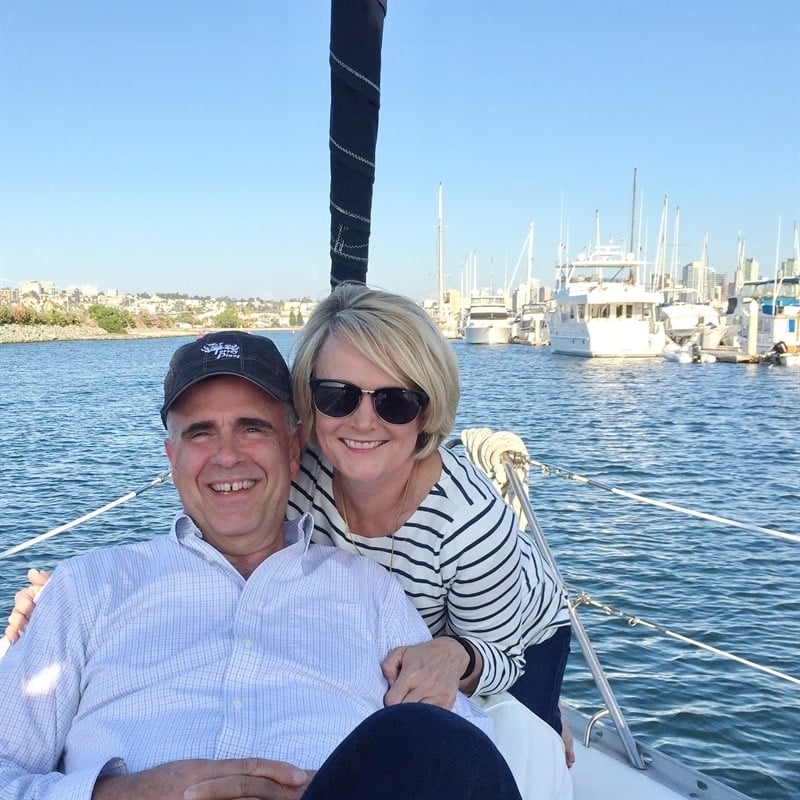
left=0, top=513, right=492, bottom=800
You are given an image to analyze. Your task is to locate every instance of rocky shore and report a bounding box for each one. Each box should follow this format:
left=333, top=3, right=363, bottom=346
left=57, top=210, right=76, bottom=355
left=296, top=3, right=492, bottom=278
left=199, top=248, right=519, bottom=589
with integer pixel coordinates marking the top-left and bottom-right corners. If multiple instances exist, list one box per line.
left=0, top=324, right=191, bottom=345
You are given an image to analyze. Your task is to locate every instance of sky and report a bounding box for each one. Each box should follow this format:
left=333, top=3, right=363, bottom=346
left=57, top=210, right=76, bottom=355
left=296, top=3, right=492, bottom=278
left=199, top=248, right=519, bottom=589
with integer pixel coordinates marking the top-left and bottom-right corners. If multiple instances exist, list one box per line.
left=1, top=1, right=798, bottom=303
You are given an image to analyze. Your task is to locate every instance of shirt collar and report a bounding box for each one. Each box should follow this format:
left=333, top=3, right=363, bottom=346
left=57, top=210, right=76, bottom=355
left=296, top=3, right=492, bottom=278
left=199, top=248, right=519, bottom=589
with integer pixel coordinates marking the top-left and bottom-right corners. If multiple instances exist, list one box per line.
left=171, top=511, right=314, bottom=555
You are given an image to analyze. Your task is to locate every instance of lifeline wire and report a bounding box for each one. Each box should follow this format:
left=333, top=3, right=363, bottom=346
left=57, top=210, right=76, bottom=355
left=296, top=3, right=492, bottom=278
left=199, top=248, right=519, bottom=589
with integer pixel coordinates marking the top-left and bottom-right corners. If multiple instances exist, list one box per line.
left=530, top=459, right=799, bottom=544
left=0, top=471, right=173, bottom=562
left=574, top=592, right=800, bottom=688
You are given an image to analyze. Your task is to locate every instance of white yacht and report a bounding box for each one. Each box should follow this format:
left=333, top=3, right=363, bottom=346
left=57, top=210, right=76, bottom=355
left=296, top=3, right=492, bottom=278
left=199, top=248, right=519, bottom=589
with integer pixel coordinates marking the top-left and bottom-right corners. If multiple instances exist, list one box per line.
left=511, top=302, right=549, bottom=346
left=658, top=288, right=723, bottom=347
left=547, top=243, right=666, bottom=357
left=721, top=275, right=800, bottom=362
left=463, top=294, right=513, bottom=345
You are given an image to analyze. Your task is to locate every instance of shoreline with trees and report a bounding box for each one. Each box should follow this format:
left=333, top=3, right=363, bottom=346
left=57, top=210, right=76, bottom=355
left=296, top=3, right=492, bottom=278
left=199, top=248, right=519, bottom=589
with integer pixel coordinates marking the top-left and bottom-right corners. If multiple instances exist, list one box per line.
left=0, top=299, right=303, bottom=345
left=0, top=323, right=296, bottom=345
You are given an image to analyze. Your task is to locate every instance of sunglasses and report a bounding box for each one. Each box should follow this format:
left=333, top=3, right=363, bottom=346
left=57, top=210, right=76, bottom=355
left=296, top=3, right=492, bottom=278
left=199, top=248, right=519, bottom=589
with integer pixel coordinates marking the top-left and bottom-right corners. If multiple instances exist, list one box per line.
left=309, top=378, right=429, bottom=425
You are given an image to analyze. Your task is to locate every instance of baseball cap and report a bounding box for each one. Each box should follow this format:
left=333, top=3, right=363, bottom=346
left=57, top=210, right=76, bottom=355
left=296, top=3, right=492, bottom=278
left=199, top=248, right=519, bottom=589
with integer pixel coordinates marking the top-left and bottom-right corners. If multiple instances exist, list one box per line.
left=160, top=331, right=293, bottom=426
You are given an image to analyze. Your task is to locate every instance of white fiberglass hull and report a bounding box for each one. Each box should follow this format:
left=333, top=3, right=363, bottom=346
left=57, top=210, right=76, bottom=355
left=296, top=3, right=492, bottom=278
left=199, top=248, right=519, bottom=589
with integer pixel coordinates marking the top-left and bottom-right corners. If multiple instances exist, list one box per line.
left=463, top=322, right=512, bottom=345
left=549, top=320, right=666, bottom=357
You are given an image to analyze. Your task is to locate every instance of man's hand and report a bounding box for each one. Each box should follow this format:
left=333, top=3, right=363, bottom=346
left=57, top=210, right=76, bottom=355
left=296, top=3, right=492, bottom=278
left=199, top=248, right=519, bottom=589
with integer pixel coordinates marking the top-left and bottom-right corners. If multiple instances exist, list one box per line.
left=92, top=758, right=311, bottom=800
left=4, top=568, right=50, bottom=643
left=381, top=637, right=481, bottom=708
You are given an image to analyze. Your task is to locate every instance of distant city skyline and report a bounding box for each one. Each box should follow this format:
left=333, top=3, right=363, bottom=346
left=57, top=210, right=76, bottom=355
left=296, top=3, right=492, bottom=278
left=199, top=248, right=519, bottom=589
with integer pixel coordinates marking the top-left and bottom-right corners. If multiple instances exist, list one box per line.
left=9, top=242, right=799, bottom=308
left=2, top=2, right=798, bottom=302
left=2, top=276, right=318, bottom=302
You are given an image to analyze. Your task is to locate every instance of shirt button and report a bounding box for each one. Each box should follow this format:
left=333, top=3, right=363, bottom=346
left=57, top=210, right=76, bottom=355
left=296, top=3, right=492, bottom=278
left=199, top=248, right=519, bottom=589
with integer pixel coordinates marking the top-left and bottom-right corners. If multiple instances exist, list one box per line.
left=246, top=600, right=256, bottom=610
left=243, top=638, right=254, bottom=648
left=233, top=698, right=243, bottom=709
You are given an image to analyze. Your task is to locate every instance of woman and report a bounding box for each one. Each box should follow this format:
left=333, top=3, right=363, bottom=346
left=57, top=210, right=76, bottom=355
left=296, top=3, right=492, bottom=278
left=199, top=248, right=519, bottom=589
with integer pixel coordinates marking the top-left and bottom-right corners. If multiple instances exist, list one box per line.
left=289, top=283, right=572, bottom=740
left=6, top=283, right=573, bottom=758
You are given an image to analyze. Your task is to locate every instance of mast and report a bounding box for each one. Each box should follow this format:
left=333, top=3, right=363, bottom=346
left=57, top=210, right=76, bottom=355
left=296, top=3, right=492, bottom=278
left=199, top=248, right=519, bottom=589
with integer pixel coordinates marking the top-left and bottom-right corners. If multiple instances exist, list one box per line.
left=437, top=183, right=444, bottom=321
left=794, top=221, right=800, bottom=265
left=735, top=232, right=746, bottom=294
left=629, top=167, right=637, bottom=257
left=773, top=216, right=782, bottom=304
left=328, top=0, right=388, bottom=289
left=637, top=189, right=646, bottom=282
left=654, top=193, right=668, bottom=291
left=527, top=221, right=535, bottom=296
left=594, top=209, right=601, bottom=249
left=670, top=206, right=680, bottom=291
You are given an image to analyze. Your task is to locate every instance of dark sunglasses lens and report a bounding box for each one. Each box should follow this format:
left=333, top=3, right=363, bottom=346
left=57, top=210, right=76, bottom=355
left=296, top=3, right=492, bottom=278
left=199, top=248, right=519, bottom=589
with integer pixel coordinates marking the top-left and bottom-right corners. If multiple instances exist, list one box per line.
left=374, top=389, right=425, bottom=425
left=312, top=382, right=361, bottom=417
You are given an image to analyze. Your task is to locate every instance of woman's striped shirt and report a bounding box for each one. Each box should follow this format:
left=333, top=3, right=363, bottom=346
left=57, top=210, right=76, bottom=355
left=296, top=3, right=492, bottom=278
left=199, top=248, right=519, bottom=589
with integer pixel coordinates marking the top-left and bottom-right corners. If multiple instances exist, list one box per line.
left=287, top=445, right=570, bottom=697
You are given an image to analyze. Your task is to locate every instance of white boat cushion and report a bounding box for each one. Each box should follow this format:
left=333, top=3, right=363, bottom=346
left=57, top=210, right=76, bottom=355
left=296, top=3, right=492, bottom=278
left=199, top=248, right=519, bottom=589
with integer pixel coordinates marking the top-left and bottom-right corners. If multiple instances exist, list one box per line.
left=476, top=692, right=573, bottom=800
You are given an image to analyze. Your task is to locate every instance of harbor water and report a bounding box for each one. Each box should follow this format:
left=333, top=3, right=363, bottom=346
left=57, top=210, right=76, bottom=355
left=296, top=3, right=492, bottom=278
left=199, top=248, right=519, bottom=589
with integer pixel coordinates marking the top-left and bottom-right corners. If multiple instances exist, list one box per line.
left=1, top=332, right=798, bottom=798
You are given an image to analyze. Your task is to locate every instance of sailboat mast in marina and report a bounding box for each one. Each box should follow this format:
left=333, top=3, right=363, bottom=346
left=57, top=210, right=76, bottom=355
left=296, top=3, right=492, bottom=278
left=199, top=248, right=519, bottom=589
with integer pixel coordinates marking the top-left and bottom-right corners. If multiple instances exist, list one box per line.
left=437, top=183, right=444, bottom=327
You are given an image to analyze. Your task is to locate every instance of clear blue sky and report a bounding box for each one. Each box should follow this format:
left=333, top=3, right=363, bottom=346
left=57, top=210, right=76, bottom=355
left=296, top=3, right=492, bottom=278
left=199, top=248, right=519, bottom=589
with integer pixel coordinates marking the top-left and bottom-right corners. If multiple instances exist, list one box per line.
left=2, top=1, right=798, bottom=302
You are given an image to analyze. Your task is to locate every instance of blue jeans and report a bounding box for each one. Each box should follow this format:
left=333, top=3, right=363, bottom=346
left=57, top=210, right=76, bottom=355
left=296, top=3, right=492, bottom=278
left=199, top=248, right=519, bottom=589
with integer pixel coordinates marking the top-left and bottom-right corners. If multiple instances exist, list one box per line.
left=508, top=623, right=572, bottom=734
left=302, top=704, right=522, bottom=799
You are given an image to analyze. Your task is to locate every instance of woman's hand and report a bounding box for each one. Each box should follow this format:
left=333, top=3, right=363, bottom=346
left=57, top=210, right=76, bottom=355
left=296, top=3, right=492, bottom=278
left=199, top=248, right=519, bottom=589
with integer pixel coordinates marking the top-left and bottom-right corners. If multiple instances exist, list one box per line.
left=381, top=636, right=481, bottom=708
left=4, top=568, right=50, bottom=643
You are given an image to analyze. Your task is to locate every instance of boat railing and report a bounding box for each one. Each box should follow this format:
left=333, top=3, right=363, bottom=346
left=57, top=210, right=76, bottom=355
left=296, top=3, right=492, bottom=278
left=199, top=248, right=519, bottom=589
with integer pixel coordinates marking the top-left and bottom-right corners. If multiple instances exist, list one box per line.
left=501, top=461, right=649, bottom=767
left=455, top=429, right=646, bottom=768
left=453, top=427, right=800, bottom=773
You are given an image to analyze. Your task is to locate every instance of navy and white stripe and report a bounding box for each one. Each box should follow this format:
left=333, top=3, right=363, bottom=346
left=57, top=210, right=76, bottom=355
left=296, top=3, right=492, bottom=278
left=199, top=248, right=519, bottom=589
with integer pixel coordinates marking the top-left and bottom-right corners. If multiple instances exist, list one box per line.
left=288, top=446, right=570, bottom=696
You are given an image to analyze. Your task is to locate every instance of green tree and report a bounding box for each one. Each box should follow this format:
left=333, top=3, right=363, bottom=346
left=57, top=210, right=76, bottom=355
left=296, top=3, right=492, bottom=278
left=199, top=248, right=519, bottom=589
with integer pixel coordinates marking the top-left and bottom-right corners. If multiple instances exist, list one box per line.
left=175, top=311, right=201, bottom=326
left=87, top=304, right=133, bottom=334
left=214, top=305, right=243, bottom=328
left=40, top=308, right=80, bottom=326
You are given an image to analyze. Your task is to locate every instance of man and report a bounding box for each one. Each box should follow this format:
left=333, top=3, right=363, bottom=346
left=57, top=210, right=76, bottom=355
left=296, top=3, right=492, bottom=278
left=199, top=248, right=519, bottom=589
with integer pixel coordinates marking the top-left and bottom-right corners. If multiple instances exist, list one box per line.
left=0, top=331, right=522, bottom=800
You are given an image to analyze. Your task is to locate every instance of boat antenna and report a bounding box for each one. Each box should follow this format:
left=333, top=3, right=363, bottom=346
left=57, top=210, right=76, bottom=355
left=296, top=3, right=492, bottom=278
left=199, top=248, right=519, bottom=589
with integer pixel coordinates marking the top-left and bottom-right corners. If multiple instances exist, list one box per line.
left=328, top=0, right=387, bottom=289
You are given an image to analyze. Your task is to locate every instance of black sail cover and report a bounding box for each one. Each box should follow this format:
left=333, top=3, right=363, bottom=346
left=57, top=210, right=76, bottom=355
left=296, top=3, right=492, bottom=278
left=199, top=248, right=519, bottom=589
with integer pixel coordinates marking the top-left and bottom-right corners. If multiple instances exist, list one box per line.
left=328, top=0, right=387, bottom=288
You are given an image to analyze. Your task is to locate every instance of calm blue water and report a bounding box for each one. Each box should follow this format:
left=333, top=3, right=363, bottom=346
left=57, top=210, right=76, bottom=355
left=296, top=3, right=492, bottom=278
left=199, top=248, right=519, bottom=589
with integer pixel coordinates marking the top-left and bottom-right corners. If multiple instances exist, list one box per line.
left=1, top=333, right=798, bottom=798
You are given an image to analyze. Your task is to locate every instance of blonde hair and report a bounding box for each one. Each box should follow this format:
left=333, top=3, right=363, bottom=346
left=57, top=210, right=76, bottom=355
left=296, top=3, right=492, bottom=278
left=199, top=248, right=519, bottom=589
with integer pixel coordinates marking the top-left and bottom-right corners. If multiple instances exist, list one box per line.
left=291, top=283, right=460, bottom=458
